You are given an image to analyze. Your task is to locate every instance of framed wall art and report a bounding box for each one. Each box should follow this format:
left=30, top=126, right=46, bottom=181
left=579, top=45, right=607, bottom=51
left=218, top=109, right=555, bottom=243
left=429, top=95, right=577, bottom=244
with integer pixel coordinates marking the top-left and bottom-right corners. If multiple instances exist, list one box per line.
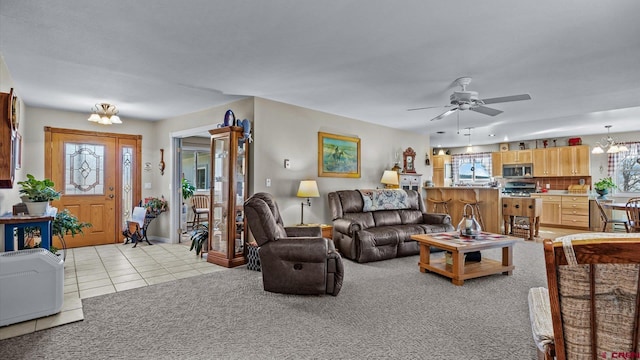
left=318, top=132, right=361, bottom=178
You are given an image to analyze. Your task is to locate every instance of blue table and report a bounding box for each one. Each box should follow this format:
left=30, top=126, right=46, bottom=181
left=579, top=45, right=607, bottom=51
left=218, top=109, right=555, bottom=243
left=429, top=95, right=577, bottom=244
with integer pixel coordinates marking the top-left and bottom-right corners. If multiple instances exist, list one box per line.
left=1, top=216, right=54, bottom=251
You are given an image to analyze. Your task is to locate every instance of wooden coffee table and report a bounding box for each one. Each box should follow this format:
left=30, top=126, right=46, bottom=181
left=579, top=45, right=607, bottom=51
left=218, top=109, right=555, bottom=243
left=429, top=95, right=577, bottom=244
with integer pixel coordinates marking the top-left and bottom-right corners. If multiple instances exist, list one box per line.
left=411, top=232, right=520, bottom=285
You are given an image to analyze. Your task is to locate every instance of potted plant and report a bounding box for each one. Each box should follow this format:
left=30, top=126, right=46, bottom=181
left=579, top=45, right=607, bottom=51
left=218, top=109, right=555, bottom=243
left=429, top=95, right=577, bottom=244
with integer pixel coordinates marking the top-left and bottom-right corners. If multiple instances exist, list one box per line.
left=189, top=223, right=208, bottom=256
left=17, top=174, right=61, bottom=215
left=52, top=209, right=92, bottom=260
left=594, top=177, right=616, bottom=199
left=181, top=179, right=196, bottom=231
left=144, top=196, right=168, bottom=216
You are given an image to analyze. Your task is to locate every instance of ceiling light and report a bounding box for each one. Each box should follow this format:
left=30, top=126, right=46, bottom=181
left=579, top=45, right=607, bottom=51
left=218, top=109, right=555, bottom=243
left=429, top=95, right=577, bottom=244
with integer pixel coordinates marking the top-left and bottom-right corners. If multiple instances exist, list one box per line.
left=592, top=125, right=627, bottom=154
left=88, top=103, right=122, bottom=125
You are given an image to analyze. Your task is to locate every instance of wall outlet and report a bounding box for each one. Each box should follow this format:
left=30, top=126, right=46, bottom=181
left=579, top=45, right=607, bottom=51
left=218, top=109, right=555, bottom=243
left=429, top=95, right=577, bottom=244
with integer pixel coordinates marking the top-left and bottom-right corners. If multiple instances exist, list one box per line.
left=144, top=182, right=152, bottom=189
left=266, top=178, right=271, bottom=187
left=284, top=159, right=290, bottom=169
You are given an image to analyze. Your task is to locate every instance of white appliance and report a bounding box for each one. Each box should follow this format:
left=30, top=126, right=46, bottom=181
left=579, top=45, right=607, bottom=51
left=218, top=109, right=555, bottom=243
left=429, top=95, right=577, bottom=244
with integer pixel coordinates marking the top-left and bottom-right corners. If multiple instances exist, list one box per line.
left=0, top=248, right=64, bottom=326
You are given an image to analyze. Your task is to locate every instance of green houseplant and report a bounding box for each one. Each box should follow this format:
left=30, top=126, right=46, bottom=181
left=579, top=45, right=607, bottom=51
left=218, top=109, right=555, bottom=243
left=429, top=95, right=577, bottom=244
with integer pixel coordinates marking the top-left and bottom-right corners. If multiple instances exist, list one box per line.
left=182, top=178, right=196, bottom=201
left=189, top=223, right=208, bottom=256
left=17, top=174, right=61, bottom=215
left=52, top=209, right=92, bottom=260
left=144, top=196, right=168, bottom=215
left=594, top=177, right=616, bottom=198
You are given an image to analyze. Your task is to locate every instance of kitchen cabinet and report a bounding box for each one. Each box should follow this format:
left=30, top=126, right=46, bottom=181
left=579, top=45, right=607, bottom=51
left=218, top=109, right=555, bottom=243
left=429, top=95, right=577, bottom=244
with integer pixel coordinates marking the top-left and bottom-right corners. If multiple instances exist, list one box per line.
left=432, top=155, right=451, bottom=169
left=432, top=155, right=451, bottom=187
left=532, top=148, right=559, bottom=177
left=531, top=194, right=562, bottom=226
left=559, top=145, right=590, bottom=176
left=501, top=150, right=532, bottom=164
left=561, top=196, right=589, bottom=228
left=491, top=152, right=502, bottom=177
left=207, top=126, right=249, bottom=268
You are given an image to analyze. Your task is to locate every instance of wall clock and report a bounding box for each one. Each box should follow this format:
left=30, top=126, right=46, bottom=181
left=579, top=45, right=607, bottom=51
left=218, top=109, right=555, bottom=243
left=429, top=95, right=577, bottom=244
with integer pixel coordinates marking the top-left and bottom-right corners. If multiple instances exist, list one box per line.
left=403, top=147, right=417, bottom=173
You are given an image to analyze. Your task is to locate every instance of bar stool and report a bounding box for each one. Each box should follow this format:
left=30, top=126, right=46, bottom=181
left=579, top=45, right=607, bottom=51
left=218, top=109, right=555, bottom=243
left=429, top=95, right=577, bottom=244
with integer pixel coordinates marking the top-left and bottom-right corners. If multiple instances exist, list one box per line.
left=428, top=197, right=451, bottom=214
left=459, top=198, right=484, bottom=230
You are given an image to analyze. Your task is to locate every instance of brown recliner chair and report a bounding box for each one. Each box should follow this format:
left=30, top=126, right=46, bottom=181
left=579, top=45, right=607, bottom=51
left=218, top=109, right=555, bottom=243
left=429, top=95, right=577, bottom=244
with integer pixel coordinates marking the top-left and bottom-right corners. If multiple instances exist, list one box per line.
left=244, top=192, right=343, bottom=296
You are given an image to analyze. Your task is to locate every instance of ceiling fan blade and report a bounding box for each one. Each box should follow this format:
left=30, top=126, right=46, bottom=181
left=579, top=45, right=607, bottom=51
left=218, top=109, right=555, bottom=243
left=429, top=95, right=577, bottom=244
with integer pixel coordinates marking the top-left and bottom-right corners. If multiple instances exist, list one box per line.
left=407, top=106, right=440, bottom=111
left=481, top=94, right=531, bottom=105
left=430, top=108, right=457, bottom=121
left=470, top=105, right=503, bottom=116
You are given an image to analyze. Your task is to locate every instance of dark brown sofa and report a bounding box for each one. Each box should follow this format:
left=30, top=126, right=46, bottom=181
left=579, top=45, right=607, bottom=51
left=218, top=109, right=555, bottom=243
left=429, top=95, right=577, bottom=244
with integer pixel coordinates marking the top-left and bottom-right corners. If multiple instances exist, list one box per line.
left=328, top=189, right=454, bottom=263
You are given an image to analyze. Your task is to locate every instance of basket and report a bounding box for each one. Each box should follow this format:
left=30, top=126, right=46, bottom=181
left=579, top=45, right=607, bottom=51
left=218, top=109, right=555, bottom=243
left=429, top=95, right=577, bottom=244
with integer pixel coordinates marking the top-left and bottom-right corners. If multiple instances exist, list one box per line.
left=512, top=217, right=531, bottom=239
left=568, top=184, right=589, bottom=194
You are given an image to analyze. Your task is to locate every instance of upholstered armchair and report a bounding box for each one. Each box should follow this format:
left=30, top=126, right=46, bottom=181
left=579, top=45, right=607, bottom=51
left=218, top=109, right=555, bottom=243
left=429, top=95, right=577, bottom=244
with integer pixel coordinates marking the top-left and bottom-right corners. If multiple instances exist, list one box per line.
left=528, top=233, right=640, bottom=360
left=244, top=192, right=343, bottom=296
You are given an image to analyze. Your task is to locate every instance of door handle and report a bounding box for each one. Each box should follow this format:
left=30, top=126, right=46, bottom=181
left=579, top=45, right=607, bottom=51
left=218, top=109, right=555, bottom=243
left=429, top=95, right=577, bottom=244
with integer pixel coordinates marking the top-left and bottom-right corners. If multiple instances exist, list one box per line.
left=109, top=194, right=114, bottom=199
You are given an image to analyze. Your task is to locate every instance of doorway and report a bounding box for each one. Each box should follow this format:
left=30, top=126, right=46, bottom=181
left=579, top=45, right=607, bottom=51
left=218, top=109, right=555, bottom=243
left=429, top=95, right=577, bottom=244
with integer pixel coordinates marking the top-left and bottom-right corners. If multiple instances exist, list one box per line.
left=44, top=127, right=142, bottom=248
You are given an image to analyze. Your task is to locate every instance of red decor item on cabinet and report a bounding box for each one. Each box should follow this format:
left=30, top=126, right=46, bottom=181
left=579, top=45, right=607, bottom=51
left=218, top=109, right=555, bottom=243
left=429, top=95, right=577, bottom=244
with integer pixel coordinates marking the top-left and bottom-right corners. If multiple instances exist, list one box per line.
left=568, top=138, right=582, bottom=146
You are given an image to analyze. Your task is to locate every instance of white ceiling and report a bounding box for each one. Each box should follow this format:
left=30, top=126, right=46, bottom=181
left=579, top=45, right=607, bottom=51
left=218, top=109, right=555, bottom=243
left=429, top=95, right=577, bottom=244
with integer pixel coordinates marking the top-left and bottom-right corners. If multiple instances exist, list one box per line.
left=2, top=0, right=640, bottom=147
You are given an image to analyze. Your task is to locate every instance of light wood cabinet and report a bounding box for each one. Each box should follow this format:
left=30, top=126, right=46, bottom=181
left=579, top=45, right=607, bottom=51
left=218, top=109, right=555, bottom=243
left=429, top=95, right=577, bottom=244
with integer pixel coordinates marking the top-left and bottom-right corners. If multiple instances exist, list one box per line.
left=531, top=194, right=562, bottom=226
left=559, top=145, right=590, bottom=176
left=491, top=152, right=502, bottom=177
left=561, top=196, right=589, bottom=228
left=207, top=126, right=249, bottom=268
left=501, top=150, right=532, bottom=164
left=432, top=155, right=451, bottom=169
left=432, top=155, right=450, bottom=187
left=532, top=148, right=559, bottom=177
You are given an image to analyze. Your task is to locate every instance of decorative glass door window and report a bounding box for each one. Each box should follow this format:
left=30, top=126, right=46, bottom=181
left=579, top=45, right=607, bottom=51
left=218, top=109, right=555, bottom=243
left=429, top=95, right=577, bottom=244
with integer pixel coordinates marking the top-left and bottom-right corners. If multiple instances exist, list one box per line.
left=64, top=143, right=105, bottom=195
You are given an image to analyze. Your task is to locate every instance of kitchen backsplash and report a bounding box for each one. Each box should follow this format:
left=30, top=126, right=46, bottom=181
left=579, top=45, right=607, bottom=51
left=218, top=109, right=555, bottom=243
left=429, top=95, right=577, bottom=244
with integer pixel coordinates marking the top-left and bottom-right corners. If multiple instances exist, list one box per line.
left=532, top=176, right=592, bottom=191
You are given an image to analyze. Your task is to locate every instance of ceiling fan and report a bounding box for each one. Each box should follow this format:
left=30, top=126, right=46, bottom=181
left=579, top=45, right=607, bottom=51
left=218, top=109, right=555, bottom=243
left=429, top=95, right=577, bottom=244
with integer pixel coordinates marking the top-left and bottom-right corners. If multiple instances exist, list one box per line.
left=407, top=77, right=531, bottom=121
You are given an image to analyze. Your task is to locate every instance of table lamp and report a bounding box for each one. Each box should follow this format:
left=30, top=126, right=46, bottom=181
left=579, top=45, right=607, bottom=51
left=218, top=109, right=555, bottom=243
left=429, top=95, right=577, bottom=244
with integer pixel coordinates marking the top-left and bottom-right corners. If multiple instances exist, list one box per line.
left=297, top=180, right=320, bottom=225
left=380, top=170, right=399, bottom=188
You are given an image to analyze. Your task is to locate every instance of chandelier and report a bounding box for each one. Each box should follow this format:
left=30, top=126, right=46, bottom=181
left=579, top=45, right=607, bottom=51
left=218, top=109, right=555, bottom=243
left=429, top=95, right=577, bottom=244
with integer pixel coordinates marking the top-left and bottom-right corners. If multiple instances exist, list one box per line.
left=87, top=103, right=122, bottom=125
left=591, top=125, right=627, bottom=154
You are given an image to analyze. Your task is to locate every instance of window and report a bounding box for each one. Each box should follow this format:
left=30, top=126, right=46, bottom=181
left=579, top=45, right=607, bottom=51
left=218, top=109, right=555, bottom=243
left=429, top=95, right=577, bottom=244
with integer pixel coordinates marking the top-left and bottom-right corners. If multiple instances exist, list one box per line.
left=609, top=142, right=640, bottom=194
left=182, top=148, right=211, bottom=191
left=452, top=152, right=493, bottom=184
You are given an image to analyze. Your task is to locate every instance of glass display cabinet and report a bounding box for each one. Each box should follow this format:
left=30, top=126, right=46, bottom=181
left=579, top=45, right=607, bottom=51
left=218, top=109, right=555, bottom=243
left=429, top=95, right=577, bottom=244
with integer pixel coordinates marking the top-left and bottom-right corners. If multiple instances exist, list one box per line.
left=207, top=126, right=249, bottom=268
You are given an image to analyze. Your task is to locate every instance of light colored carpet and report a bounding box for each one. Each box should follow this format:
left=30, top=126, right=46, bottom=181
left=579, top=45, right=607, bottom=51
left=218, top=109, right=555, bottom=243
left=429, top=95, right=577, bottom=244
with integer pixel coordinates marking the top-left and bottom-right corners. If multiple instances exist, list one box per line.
left=0, top=241, right=547, bottom=359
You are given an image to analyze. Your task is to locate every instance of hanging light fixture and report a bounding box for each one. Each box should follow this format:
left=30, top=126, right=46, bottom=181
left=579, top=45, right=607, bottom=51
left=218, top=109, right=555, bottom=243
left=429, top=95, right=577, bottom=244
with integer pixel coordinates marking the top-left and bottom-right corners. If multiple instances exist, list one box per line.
left=465, top=127, right=473, bottom=153
left=591, top=125, right=628, bottom=154
left=88, top=103, right=122, bottom=125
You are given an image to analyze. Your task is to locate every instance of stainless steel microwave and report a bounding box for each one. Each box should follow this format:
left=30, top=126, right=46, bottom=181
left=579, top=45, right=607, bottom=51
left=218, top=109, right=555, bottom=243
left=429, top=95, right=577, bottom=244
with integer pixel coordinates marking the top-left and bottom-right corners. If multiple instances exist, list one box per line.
left=503, top=164, right=533, bottom=178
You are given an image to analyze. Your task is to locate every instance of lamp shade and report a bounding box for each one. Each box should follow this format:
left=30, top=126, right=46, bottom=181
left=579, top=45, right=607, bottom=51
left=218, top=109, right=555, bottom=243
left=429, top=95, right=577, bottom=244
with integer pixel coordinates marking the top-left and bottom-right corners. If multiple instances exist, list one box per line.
left=380, top=170, right=399, bottom=186
left=297, top=180, right=320, bottom=198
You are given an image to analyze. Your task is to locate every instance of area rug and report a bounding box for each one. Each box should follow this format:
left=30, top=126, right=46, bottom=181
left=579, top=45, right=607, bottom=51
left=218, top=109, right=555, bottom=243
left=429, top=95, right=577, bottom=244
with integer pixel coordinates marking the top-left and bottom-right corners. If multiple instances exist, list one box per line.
left=0, top=240, right=547, bottom=359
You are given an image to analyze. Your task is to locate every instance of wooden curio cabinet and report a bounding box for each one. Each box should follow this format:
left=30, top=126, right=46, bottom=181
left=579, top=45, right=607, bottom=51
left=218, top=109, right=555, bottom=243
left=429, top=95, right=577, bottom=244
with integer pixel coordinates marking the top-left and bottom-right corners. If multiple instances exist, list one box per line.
left=207, top=126, right=249, bottom=268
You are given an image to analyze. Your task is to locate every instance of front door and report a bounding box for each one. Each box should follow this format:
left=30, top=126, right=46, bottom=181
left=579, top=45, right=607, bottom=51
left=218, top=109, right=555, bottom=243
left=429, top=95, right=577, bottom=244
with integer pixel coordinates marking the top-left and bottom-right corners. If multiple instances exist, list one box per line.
left=45, top=127, right=142, bottom=248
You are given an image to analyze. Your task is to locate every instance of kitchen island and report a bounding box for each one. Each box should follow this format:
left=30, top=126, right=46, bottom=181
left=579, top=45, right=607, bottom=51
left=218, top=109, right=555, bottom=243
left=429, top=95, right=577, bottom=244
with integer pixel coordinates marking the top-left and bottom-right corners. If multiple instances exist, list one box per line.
left=424, top=187, right=503, bottom=234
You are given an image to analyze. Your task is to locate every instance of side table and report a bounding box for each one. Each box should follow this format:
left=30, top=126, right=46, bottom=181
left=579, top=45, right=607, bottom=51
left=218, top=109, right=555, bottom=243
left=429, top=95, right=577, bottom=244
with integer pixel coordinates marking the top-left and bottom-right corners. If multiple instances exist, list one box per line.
left=1, top=216, right=54, bottom=251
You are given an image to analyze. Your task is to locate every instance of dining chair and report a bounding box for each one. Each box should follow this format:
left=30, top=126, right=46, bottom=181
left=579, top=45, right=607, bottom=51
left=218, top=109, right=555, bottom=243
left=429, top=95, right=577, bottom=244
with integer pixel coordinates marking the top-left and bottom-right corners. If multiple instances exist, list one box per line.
left=595, top=198, right=629, bottom=232
left=191, top=194, right=210, bottom=227
left=626, top=197, right=640, bottom=232
left=528, top=233, right=640, bottom=360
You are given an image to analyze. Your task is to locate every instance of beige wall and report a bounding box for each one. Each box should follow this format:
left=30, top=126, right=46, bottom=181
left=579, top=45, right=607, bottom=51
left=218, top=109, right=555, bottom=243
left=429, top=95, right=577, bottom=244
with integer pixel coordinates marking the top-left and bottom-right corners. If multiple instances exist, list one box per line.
left=252, top=97, right=430, bottom=225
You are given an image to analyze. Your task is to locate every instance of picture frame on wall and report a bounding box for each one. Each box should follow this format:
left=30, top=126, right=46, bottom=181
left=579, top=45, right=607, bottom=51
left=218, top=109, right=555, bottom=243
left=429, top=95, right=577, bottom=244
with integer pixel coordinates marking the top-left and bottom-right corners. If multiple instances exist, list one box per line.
left=318, top=131, right=361, bottom=178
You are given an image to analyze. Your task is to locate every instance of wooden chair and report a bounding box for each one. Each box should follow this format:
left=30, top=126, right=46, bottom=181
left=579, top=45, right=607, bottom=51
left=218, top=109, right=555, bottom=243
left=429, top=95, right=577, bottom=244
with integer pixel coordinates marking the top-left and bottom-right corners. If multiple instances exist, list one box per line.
left=595, top=198, right=629, bottom=232
left=191, top=195, right=210, bottom=227
left=528, top=233, right=640, bottom=360
left=626, top=197, right=640, bottom=232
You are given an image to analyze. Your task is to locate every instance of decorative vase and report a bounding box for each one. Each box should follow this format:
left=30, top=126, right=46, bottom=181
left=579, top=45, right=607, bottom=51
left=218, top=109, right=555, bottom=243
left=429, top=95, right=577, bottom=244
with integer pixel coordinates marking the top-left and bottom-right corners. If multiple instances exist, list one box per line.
left=23, top=201, right=49, bottom=216
left=457, top=204, right=482, bottom=238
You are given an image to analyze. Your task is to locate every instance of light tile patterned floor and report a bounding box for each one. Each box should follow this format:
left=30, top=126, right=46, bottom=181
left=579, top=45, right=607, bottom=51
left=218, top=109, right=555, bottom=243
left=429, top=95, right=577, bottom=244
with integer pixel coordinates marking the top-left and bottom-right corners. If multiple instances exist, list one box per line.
left=0, top=241, right=228, bottom=340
